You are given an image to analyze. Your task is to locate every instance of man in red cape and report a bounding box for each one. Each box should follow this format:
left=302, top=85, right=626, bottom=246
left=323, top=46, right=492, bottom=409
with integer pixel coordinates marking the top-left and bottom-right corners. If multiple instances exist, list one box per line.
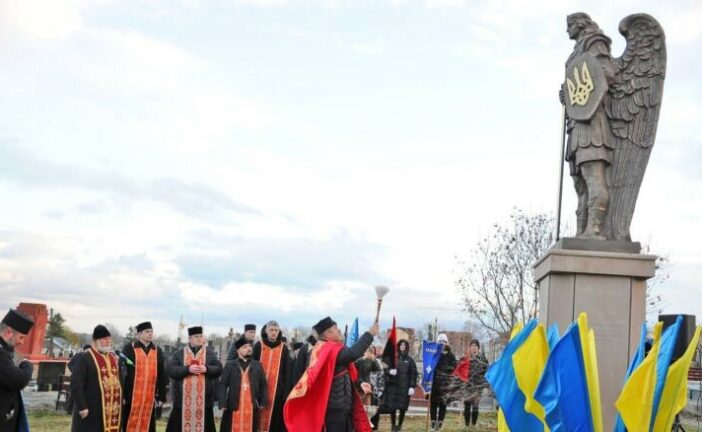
left=284, top=316, right=379, bottom=432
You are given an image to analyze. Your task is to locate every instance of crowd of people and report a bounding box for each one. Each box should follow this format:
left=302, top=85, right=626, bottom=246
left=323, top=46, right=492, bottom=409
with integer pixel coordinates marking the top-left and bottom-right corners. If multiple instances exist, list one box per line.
left=0, top=307, right=491, bottom=432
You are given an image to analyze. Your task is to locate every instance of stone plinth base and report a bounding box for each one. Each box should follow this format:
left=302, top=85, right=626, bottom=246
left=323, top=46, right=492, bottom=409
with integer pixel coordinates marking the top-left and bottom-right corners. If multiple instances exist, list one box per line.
left=533, top=246, right=656, bottom=431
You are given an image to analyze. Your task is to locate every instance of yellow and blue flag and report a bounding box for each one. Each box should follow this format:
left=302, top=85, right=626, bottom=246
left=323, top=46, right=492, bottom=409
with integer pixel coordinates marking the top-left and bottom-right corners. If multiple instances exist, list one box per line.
left=649, top=315, right=682, bottom=429
left=546, top=324, right=559, bottom=350
left=512, top=323, right=550, bottom=431
left=498, top=322, right=524, bottom=432
left=652, top=324, right=702, bottom=431
left=615, top=322, right=664, bottom=431
left=577, top=313, right=602, bottom=432
left=486, top=319, right=544, bottom=431
left=613, top=321, right=648, bottom=432
left=533, top=318, right=595, bottom=431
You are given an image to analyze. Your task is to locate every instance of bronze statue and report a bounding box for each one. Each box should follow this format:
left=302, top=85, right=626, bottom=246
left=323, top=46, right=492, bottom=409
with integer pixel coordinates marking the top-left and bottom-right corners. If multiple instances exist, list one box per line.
left=561, top=13, right=666, bottom=241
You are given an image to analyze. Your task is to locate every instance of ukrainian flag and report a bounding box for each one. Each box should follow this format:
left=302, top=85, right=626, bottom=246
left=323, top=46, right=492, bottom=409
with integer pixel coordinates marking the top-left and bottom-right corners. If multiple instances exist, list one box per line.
left=486, top=320, right=544, bottom=432
left=652, top=324, right=702, bottom=431
left=533, top=313, right=602, bottom=432
left=615, top=322, right=664, bottom=431
left=512, top=323, right=550, bottom=431
left=650, top=315, right=682, bottom=429
left=613, top=321, right=648, bottom=432
left=497, top=322, right=523, bottom=432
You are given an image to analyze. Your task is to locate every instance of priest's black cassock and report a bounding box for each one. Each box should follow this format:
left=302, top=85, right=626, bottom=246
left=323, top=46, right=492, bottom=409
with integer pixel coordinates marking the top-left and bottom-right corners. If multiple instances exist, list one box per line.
left=252, top=327, right=291, bottom=432
left=165, top=344, right=222, bottom=432
left=120, top=340, right=167, bottom=432
left=70, top=349, right=123, bottom=432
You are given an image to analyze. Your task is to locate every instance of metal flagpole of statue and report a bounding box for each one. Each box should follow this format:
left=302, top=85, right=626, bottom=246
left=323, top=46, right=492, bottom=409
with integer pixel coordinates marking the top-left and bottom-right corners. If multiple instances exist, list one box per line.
left=556, top=104, right=567, bottom=240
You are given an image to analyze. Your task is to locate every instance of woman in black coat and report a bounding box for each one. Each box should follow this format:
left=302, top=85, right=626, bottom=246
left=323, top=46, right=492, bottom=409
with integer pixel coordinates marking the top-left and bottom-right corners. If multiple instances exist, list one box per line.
left=463, top=339, right=489, bottom=427
left=378, top=340, right=418, bottom=432
left=430, top=334, right=457, bottom=431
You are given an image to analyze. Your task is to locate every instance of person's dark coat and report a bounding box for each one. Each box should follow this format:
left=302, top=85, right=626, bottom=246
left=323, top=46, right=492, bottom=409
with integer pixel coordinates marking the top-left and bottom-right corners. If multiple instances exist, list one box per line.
left=325, top=332, right=374, bottom=431
left=467, top=352, right=489, bottom=393
left=290, top=338, right=315, bottom=388
left=353, top=357, right=381, bottom=394
left=120, top=341, right=168, bottom=432
left=0, top=338, right=32, bottom=432
left=166, top=345, right=222, bottom=408
left=382, top=349, right=418, bottom=411
left=252, top=326, right=291, bottom=432
left=70, top=350, right=123, bottom=432
left=431, top=346, right=457, bottom=398
left=218, top=357, right=268, bottom=413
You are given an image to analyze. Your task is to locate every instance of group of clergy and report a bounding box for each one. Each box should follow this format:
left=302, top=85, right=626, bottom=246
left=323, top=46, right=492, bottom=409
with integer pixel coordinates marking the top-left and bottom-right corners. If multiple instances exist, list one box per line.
left=61, top=313, right=380, bottom=432
left=0, top=294, right=490, bottom=432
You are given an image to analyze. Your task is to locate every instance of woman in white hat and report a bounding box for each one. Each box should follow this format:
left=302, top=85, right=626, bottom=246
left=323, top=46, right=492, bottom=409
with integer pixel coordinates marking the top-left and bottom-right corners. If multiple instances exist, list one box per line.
left=429, top=334, right=456, bottom=431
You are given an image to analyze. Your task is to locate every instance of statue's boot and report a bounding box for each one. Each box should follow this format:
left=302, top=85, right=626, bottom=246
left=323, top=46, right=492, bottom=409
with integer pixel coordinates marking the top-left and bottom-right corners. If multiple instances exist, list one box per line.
left=576, top=211, right=587, bottom=237
left=583, top=206, right=607, bottom=240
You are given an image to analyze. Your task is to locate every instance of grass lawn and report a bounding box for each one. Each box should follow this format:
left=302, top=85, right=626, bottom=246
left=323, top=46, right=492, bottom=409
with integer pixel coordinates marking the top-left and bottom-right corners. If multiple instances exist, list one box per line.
left=28, top=410, right=498, bottom=431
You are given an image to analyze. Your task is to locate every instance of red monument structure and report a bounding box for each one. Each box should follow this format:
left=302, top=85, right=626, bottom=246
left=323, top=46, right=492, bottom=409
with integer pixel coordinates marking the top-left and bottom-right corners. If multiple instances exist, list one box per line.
left=16, top=302, right=49, bottom=361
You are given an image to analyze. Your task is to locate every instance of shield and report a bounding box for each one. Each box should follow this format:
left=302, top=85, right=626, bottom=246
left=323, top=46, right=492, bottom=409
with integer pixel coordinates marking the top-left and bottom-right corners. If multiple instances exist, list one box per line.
left=563, top=52, right=608, bottom=120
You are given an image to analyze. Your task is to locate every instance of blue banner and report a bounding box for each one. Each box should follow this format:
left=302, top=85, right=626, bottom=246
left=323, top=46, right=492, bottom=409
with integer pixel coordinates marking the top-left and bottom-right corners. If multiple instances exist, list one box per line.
left=421, top=340, right=442, bottom=393
left=345, top=318, right=359, bottom=347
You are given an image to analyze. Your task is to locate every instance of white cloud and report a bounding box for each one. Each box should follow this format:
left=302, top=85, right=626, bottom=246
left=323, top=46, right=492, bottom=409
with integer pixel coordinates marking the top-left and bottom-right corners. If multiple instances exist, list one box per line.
left=179, top=280, right=361, bottom=312
left=0, top=0, right=83, bottom=39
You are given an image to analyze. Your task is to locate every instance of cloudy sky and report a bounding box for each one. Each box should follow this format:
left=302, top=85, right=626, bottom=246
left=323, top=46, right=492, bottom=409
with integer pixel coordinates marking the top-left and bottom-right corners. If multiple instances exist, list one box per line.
left=1, top=0, right=700, bottom=339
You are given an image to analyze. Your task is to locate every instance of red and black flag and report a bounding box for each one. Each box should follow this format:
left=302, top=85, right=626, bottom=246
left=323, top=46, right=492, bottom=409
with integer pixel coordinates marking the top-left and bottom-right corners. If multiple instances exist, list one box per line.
left=382, top=316, right=398, bottom=369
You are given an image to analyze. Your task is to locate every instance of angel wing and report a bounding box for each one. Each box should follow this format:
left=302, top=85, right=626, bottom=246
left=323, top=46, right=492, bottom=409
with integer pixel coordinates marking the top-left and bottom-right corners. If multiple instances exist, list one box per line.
left=604, top=13, right=666, bottom=241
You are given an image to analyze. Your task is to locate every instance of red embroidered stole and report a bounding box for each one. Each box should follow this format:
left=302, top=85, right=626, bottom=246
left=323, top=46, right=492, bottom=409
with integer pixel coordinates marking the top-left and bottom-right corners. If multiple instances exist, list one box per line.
left=259, top=343, right=283, bottom=431
left=126, top=344, right=158, bottom=432
left=87, top=349, right=122, bottom=432
left=183, top=347, right=207, bottom=432
left=230, top=366, right=253, bottom=432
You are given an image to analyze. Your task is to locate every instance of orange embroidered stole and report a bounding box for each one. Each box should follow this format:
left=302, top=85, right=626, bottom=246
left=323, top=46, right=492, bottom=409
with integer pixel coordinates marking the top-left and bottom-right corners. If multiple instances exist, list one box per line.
left=183, top=347, right=207, bottom=432
left=87, top=349, right=122, bottom=432
left=230, top=366, right=253, bottom=432
left=126, top=344, right=158, bottom=432
left=259, top=344, right=283, bottom=431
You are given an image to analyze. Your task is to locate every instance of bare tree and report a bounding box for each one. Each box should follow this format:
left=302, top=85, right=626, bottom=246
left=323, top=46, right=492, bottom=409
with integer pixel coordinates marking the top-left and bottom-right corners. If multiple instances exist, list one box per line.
left=456, top=209, right=671, bottom=338
left=456, top=209, right=555, bottom=337
left=641, top=243, right=669, bottom=319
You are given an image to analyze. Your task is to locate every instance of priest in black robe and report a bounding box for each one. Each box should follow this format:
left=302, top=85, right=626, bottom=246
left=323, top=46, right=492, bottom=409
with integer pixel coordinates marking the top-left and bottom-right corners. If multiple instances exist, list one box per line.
left=0, top=309, right=34, bottom=432
left=70, top=325, right=123, bottom=432
left=165, top=326, right=222, bottom=432
left=289, top=335, right=316, bottom=388
left=252, top=321, right=290, bottom=432
left=219, top=337, right=268, bottom=432
left=120, top=321, right=168, bottom=432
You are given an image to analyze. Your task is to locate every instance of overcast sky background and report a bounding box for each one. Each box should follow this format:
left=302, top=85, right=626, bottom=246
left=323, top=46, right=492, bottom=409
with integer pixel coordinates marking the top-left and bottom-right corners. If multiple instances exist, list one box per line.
left=1, top=0, right=700, bottom=339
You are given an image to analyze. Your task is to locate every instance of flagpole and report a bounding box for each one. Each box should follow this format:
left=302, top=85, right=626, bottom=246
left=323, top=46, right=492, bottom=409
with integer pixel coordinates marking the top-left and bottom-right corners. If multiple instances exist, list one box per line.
left=425, top=397, right=431, bottom=432
left=556, top=104, right=567, bottom=240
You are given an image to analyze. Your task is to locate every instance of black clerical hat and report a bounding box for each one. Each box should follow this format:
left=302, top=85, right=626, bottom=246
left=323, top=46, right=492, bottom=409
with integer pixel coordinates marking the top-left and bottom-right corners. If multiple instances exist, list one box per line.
left=92, top=324, right=111, bottom=340
left=234, top=337, right=250, bottom=350
left=188, top=326, right=203, bottom=336
left=2, top=309, right=34, bottom=334
left=244, top=324, right=256, bottom=332
left=313, top=317, right=336, bottom=336
left=307, top=335, right=317, bottom=346
left=136, top=321, right=153, bottom=333
left=292, top=341, right=304, bottom=351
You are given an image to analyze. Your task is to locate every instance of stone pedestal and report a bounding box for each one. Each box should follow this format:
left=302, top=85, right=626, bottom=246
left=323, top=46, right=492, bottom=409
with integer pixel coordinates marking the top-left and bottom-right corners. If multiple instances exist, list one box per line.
left=533, top=245, right=656, bottom=431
